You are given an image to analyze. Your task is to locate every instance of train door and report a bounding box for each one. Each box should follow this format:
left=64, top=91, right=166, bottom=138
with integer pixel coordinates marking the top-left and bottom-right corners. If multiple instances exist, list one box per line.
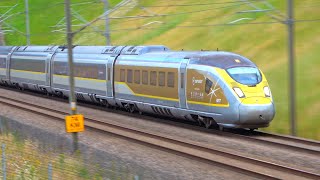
left=179, top=58, right=189, bottom=109
left=45, top=52, right=56, bottom=89
left=107, top=57, right=116, bottom=98
left=5, top=47, right=17, bottom=83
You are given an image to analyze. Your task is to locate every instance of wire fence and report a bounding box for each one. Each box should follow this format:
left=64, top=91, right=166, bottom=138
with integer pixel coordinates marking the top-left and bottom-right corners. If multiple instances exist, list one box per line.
left=0, top=116, right=162, bottom=180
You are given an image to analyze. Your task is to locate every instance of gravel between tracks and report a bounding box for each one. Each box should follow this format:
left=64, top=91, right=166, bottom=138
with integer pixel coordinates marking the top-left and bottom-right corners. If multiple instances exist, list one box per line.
left=0, top=87, right=319, bottom=178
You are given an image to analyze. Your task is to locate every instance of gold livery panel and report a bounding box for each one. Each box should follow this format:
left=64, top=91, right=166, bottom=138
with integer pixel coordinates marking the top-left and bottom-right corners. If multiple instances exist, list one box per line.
left=114, top=65, right=179, bottom=100
left=186, top=69, right=229, bottom=107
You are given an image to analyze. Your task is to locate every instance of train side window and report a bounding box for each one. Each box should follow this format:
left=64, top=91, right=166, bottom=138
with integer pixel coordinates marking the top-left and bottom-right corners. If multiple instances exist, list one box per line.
left=205, top=78, right=213, bottom=94
left=127, top=69, right=133, bottom=83
left=76, top=64, right=101, bottom=79
left=134, top=70, right=140, bottom=84
left=159, top=71, right=165, bottom=86
left=167, top=72, right=174, bottom=88
left=53, top=61, right=68, bottom=75
left=11, top=59, right=45, bottom=73
left=0, top=58, right=6, bottom=68
left=120, top=69, right=125, bottom=82
left=98, top=65, right=105, bottom=80
left=150, top=71, right=157, bottom=86
left=142, top=70, right=148, bottom=85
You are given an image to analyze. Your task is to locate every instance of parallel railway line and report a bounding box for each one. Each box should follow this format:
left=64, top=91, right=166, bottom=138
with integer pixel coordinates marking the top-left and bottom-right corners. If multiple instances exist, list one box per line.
left=3, top=86, right=319, bottom=155
left=0, top=92, right=319, bottom=179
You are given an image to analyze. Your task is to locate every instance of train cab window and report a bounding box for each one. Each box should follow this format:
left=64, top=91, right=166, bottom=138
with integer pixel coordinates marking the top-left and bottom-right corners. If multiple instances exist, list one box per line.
left=167, top=72, right=175, bottom=88
left=127, top=69, right=133, bottom=83
left=120, top=69, right=125, bottom=82
left=134, top=70, right=140, bottom=84
left=227, top=67, right=262, bottom=86
left=205, top=78, right=213, bottom=94
left=150, top=71, right=157, bottom=86
left=159, top=72, right=165, bottom=86
left=142, top=70, right=148, bottom=85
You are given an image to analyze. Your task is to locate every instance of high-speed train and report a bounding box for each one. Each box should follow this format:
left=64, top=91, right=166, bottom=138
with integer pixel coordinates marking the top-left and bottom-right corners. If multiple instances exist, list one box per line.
left=0, top=45, right=275, bottom=130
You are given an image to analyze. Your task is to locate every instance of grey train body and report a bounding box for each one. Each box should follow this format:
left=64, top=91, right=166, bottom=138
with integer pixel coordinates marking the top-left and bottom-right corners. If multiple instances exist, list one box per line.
left=0, top=45, right=275, bottom=129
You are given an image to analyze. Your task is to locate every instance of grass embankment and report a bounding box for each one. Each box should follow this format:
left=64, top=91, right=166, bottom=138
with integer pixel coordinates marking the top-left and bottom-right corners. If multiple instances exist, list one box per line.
left=0, top=133, right=101, bottom=179
left=0, top=0, right=122, bottom=45
left=1, top=0, right=320, bottom=139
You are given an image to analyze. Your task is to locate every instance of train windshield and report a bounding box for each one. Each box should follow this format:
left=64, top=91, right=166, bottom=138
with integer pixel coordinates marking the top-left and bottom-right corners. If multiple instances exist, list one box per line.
left=227, top=67, right=262, bottom=85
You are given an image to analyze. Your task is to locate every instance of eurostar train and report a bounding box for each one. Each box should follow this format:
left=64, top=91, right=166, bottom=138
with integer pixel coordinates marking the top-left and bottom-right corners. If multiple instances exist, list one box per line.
left=0, top=45, right=275, bottom=130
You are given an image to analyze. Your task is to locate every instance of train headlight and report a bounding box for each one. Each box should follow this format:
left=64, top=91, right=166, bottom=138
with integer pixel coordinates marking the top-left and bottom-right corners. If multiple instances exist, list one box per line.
left=233, top=87, right=245, bottom=98
left=263, top=86, right=271, bottom=97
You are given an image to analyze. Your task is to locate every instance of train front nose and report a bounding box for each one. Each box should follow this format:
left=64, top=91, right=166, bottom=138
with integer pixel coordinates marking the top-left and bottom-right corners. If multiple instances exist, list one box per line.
left=238, top=97, right=275, bottom=127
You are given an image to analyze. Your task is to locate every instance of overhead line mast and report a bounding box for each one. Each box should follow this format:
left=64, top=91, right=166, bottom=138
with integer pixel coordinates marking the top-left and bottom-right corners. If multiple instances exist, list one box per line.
left=287, top=0, right=296, bottom=136
left=65, top=0, right=79, bottom=152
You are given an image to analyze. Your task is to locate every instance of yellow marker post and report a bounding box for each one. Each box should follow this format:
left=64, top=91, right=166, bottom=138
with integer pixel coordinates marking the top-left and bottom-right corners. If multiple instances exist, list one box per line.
left=65, top=114, right=85, bottom=133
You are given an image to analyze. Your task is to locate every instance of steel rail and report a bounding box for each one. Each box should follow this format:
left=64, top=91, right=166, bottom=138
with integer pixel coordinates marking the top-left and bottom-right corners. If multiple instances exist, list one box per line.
left=0, top=95, right=319, bottom=179
left=1, top=86, right=319, bottom=154
left=254, top=131, right=320, bottom=147
left=0, top=87, right=319, bottom=157
left=216, top=130, right=320, bottom=156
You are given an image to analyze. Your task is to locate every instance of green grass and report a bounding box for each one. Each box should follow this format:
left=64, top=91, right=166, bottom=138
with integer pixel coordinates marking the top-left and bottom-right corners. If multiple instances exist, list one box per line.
left=0, top=132, right=137, bottom=179
left=1, top=0, right=122, bottom=45
left=1, top=0, right=320, bottom=140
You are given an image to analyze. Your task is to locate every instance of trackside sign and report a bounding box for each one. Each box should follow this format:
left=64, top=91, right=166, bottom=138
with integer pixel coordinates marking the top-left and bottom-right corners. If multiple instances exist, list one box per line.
left=65, top=114, right=85, bottom=133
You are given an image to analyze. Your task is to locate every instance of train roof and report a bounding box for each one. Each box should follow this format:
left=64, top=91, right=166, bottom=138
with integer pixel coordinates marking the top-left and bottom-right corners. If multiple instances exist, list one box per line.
left=126, top=51, right=257, bottom=69
left=0, top=46, right=15, bottom=54
left=0, top=45, right=257, bottom=69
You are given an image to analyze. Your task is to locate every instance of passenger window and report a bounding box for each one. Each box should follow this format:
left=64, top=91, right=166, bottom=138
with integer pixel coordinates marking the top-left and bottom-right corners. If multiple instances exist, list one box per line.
left=205, top=78, right=213, bottom=94
left=150, top=71, right=157, bottom=86
left=167, top=72, right=174, bottom=88
left=0, top=58, right=6, bottom=68
left=53, top=61, right=68, bottom=75
left=127, top=69, right=133, bottom=83
left=134, top=70, right=140, bottom=84
left=120, top=69, right=125, bottom=82
left=159, top=72, right=165, bottom=86
left=12, top=59, right=45, bottom=73
left=142, top=70, right=148, bottom=85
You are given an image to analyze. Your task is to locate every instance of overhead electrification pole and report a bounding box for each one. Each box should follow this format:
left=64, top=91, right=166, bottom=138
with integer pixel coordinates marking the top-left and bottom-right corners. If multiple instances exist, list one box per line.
left=65, top=0, right=78, bottom=152
left=25, top=0, right=30, bottom=45
left=287, top=0, right=296, bottom=136
left=0, top=21, right=4, bottom=45
left=102, top=0, right=111, bottom=45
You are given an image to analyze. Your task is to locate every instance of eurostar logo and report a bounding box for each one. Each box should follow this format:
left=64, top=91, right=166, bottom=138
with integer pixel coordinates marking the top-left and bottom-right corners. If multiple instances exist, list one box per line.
left=192, top=77, right=203, bottom=86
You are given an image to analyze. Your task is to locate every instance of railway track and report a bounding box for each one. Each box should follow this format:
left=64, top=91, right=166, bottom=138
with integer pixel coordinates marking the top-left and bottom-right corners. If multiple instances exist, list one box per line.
left=0, top=94, right=319, bottom=179
left=240, top=130, right=320, bottom=155
left=1, top=86, right=319, bottom=156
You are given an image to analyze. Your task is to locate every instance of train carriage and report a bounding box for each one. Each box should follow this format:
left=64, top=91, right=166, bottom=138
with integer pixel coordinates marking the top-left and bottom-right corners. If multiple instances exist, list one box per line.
left=0, top=45, right=275, bottom=130
left=7, top=46, right=57, bottom=92
left=0, top=46, right=16, bottom=85
left=52, top=46, right=111, bottom=103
